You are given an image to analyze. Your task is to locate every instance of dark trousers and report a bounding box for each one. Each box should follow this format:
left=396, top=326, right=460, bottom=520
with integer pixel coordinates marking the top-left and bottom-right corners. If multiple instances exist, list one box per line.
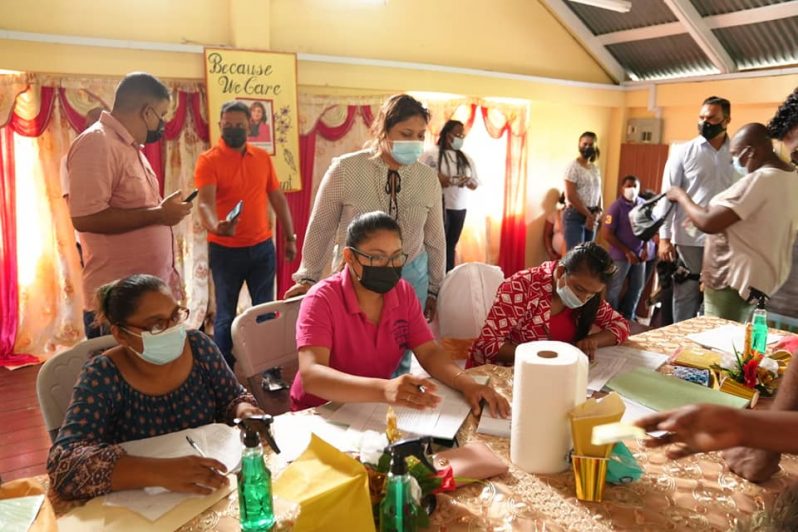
left=209, top=239, right=275, bottom=368
left=563, top=206, right=596, bottom=251
left=83, top=310, right=109, bottom=339
left=444, top=209, right=467, bottom=272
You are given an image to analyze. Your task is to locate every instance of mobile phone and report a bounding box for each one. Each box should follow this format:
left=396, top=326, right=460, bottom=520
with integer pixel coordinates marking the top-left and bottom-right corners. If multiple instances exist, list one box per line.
left=183, top=189, right=199, bottom=203
left=226, top=200, right=244, bottom=222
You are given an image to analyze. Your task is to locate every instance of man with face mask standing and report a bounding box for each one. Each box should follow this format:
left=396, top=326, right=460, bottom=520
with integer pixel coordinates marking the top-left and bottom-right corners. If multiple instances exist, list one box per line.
left=68, top=72, right=192, bottom=339
left=657, top=96, right=735, bottom=322
left=194, top=101, right=296, bottom=369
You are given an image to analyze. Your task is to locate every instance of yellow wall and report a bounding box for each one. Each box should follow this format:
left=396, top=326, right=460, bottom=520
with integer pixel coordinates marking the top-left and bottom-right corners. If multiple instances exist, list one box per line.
left=2, top=0, right=796, bottom=268
left=625, top=74, right=798, bottom=144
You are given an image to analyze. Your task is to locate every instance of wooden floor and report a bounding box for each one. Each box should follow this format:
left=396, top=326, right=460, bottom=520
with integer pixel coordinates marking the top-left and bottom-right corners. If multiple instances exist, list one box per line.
left=0, top=364, right=51, bottom=482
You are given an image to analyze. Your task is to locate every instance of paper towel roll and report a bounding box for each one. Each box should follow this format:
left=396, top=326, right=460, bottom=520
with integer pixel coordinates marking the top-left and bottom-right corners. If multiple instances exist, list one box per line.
left=510, top=341, right=588, bottom=474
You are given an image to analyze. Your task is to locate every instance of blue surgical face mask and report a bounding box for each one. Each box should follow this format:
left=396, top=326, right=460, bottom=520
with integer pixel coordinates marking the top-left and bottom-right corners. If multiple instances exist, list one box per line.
left=450, top=136, right=464, bottom=151
left=124, top=323, right=187, bottom=365
left=391, top=140, right=424, bottom=165
left=732, top=156, right=749, bottom=179
left=556, top=272, right=588, bottom=309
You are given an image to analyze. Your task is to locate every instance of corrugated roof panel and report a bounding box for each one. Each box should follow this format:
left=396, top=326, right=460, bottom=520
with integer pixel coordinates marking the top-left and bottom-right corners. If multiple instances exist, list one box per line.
left=606, top=33, right=718, bottom=80
left=689, top=0, right=788, bottom=17
left=713, top=16, right=798, bottom=69
left=566, top=0, right=677, bottom=35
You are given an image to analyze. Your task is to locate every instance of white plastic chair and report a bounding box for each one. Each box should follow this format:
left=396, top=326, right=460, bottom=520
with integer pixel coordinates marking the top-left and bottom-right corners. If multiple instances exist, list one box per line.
left=231, top=296, right=304, bottom=414
left=36, top=335, right=117, bottom=441
left=435, top=262, right=505, bottom=340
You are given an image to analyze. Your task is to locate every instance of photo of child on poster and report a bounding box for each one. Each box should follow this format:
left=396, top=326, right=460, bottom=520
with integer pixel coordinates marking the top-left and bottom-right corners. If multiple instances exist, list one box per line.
left=240, top=98, right=275, bottom=154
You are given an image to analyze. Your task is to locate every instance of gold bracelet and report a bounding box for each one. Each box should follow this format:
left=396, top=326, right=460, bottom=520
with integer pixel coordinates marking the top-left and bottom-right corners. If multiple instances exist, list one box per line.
left=451, top=369, right=466, bottom=388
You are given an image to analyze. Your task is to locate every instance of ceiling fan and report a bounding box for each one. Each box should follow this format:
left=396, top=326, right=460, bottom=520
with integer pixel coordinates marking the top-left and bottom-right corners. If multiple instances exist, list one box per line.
left=569, top=0, right=632, bottom=13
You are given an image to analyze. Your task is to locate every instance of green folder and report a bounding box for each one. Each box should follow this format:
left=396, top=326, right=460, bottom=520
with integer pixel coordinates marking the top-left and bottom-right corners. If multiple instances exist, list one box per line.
left=607, top=368, right=750, bottom=411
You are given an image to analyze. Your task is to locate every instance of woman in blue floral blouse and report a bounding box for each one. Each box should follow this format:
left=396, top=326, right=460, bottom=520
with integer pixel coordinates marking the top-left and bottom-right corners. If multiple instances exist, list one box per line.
left=48, top=274, right=262, bottom=500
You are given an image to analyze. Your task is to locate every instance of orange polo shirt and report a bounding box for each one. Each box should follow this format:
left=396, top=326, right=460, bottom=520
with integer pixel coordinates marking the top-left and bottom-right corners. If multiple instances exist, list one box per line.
left=194, top=139, right=281, bottom=247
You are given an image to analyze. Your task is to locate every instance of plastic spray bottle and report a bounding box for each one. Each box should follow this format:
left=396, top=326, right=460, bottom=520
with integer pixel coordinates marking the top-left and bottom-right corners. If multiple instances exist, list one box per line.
left=234, top=415, right=281, bottom=532
left=379, top=438, right=437, bottom=532
left=748, top=288, right=769, bottom=354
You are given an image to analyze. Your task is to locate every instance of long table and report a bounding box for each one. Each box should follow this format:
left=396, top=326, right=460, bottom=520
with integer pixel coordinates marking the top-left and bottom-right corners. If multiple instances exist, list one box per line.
left=45, top=316, right=798, bottom=530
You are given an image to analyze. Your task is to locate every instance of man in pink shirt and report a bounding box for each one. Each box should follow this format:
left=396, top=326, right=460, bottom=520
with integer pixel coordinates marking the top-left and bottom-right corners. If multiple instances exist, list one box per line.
left=68, top=72, right=192, bottom=338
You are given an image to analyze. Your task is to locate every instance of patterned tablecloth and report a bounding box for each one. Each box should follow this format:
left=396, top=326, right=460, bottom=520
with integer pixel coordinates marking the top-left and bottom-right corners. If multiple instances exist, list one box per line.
left=47, top=316, right=796, bottom=531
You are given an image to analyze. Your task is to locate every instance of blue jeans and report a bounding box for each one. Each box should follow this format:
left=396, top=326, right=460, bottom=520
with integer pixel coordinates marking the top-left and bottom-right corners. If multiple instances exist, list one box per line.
left=209, top=239, right=275, bottom=368
left=563, top=207, right=595, bottom=251
left=83, top=310, right=110, bottom=339
left=392, top=251, right=429, bottom=377
left=606, top=260, right=645, bottom=320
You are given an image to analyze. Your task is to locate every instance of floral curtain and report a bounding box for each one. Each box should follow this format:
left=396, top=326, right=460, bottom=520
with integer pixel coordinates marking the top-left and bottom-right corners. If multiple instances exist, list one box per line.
left=0, top=74, right=210, bottom=363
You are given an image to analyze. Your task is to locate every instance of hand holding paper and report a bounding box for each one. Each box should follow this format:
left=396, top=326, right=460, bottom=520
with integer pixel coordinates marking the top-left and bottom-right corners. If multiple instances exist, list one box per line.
left=634, top=404, right=746, bottom=459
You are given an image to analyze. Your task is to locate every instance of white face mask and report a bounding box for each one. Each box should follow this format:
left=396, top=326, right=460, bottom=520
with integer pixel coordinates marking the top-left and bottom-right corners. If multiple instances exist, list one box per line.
left=732, top=147, right=750, bottom=178
left=622, top=186, right=639, bottom=202
left=556, top=272, right=588, bottom=309
left=124, top=323, right=187, bottom=365
left=450, top=136, right=464, bottom=151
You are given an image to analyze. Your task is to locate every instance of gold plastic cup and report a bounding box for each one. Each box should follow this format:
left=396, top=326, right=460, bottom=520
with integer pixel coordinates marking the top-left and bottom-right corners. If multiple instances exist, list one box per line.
left=572, top=455, right=609, bottom=502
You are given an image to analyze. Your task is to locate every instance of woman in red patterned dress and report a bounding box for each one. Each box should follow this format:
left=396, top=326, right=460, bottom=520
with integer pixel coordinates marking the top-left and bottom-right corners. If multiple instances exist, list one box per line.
left=467, top=242, right=629, bottom=367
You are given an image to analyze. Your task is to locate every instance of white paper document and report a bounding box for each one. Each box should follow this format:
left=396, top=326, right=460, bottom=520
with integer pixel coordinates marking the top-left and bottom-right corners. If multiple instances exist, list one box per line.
left=476, top=411, right=511, bottom=438
left=687, top=324, right=782, bottom=354
left=587, top=345, right=669, bottom=392
left=0, top=494, right=44, bottom=531
left=103, top=423, right=240, bottom=521
left=322, top=377, right=483, bottom=440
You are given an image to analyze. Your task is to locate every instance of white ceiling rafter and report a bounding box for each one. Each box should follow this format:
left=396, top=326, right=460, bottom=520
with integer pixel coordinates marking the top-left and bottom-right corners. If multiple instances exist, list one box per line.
left=598, top=1, right=798, bottom=46
left=539, top=0, right=627, bottom=83
left=661, top=0, right=737, bottom=74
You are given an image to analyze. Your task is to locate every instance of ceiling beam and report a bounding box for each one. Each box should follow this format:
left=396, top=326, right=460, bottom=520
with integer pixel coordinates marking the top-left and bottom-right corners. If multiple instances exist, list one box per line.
left=598, top=22, right=684, bottom=46
left=539, top=0, right=627, bottom=83
left=598, top=1, right=798, bottom=46
left=662, top=0, right=737, bottom=74
left=705, top=1, right=798, bottom=30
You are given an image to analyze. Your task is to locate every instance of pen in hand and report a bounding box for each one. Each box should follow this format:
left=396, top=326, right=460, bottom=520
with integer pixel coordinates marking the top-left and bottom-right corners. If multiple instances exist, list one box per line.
left=186, top=435, right=226, bottom=476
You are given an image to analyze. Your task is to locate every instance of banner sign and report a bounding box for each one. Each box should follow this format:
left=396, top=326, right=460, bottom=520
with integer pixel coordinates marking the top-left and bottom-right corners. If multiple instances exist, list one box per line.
left=204, top=48, right=301, bottom=191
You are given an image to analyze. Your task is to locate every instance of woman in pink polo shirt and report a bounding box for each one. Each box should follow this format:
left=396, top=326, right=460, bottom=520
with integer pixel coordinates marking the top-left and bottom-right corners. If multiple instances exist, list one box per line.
left=290, top=212, right=509, bottom=416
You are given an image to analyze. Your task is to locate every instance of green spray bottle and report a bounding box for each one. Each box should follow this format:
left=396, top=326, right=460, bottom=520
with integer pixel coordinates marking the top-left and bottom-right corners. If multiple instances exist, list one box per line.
left=748, top=288, right=769, bottom=354
left=379, top=438, right=437, bottom=532
left=234, top=415, right=281, bottom=532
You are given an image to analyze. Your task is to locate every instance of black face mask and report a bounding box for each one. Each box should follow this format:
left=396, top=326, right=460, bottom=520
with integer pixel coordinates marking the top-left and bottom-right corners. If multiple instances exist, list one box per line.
left=145, top=109, right=165, bottom=144
left=698, top=120, right=725, bottom=141
left=580, top=147, right=595, bottom=160
left=222, top=127, right=247, bottom=149
left=357, top=265, right=403, bottom=294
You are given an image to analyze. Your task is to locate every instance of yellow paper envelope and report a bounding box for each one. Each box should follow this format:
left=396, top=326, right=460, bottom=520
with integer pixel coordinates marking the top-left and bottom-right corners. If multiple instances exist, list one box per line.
left=274, top=434, right=375, bottom=532
left=570, top=392, right=625, bottom=458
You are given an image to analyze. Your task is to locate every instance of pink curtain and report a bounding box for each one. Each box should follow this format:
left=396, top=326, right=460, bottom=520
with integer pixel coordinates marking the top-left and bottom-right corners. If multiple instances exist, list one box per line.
left=0, top=127, right=38, bottom=366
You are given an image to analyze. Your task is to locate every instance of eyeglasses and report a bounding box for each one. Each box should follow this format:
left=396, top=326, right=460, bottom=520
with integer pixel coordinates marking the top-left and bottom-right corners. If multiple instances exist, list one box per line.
left=124, top=307, right=190, bottom=335
left=350, top=247, right=408, bottom=268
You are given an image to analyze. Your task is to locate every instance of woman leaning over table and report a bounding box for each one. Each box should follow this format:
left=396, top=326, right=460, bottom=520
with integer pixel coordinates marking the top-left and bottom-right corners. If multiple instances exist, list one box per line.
left=467, top=242, right=629, bottom=368
left=47, top=274, right=263, bottom=500
left=290, top=211, right=509, bottom=418
left=285, top=94, right=446, bottom=376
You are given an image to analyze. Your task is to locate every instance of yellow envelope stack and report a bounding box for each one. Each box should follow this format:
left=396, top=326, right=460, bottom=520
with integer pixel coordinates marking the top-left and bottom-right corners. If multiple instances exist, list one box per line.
left=273, top=434, right=375, bottom=532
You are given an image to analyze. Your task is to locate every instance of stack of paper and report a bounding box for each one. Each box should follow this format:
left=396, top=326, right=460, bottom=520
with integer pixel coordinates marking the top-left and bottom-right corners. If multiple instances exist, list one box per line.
left=322, top=376, right=485, bottom=440
left=587, top=345, right=670, bottom=392
left=103, top=424, right=240, bottom=521
left=687, top=324, right=782, bottom=354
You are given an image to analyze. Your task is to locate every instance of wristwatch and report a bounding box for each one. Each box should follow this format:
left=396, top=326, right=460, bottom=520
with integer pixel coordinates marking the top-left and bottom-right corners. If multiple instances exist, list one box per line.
left=285, top=233, right=297, bottom=242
